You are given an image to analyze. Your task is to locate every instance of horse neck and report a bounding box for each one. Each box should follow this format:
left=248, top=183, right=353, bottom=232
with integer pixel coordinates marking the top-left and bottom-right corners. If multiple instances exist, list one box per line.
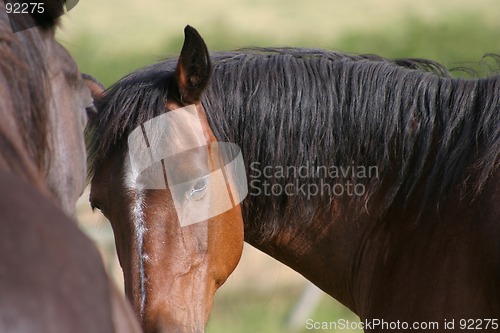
left=242, top=206, right=370, bottom=313
left=210, top=72, right=500, bottom=318
left=244, top=168, right=500, bottom=320
left=353, top=169, right=500, bottom=321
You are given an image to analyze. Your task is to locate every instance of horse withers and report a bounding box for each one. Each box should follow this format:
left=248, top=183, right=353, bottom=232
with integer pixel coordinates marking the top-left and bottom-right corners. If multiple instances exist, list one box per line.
left=88, top=26, right=500, bottom=332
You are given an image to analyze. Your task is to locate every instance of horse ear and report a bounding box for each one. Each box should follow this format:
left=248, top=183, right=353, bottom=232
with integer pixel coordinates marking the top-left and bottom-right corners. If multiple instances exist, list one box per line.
left=82, top=74, right=105, bottom=123
left=174, top=25, right=211, bottom=104
left=31, top=0, right=66, bottom=32
left=83, top=74, right=105, bottom=99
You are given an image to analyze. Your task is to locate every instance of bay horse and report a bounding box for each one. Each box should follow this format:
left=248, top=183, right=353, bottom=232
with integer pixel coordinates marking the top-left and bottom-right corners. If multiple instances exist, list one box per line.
left=87, top=26, right=500, bottom=332
left=0, top=2, right=140, bottom=332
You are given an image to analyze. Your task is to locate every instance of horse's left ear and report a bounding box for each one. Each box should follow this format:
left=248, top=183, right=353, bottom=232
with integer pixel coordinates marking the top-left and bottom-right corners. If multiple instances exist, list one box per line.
left=83, top=74, right=105, bottom=99
left=82, top=74, right=105, bottom=123
left=174, top=25, right=211, bottom=104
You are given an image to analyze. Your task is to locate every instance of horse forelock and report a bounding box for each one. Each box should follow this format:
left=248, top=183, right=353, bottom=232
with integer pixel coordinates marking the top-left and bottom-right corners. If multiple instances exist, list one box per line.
left=87, top=48, right=499, bottom=240
left=86, top=62, right=176, bottom=180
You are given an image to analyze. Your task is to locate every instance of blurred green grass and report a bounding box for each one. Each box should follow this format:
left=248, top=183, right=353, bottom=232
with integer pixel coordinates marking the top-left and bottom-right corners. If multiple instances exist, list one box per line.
left=59, top=1, right=500, bottom=87
left=207, top=287, right=361, bottom=333
left=68, top=1, right=499, bottom=332
left=64, top=13, right=500, bottom=87
left=64, top=14, right=500, bottom=87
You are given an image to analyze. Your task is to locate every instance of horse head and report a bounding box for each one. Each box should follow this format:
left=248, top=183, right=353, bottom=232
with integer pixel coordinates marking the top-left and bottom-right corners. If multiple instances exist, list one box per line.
left=89, top=26, right=245, bottom=333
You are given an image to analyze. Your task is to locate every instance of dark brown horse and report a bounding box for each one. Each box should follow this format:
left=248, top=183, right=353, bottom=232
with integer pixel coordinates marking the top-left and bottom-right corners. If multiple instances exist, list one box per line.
left=0, top=2, right=140, bottom=332
left=87, top=26, right=500, bottom=332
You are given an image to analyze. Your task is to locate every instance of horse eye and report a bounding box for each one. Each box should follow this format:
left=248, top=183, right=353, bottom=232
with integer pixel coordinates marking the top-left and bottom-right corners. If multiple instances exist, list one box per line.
left=86, top=104, right=98, bottom=117
left=193, top=178, right=207, bottom=192
left=186, top=177, right=208, bottom=201
left=90, top=202, right=105, bottom=215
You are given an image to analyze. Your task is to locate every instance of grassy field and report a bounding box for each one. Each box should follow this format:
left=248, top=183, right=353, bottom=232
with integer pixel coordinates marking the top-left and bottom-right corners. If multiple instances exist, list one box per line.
left=58, top=0, right=500, bottom=86
left=68, top=1, right=499, bottom=332
left=207, top=287, right=361, bottom=333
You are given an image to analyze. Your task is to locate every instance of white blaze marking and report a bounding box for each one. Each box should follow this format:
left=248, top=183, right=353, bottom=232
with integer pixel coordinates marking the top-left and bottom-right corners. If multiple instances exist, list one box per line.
left=124, top=162, right=147, bottom=315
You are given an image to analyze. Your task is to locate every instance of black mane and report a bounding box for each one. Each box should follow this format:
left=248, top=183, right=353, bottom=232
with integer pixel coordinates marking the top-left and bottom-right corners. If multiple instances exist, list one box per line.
left=88, top=48, right=499, bottom=238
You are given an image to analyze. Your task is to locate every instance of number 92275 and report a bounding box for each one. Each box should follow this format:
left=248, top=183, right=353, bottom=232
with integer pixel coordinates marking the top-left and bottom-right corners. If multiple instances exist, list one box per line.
left=5, top=2, right=44, bottom=14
